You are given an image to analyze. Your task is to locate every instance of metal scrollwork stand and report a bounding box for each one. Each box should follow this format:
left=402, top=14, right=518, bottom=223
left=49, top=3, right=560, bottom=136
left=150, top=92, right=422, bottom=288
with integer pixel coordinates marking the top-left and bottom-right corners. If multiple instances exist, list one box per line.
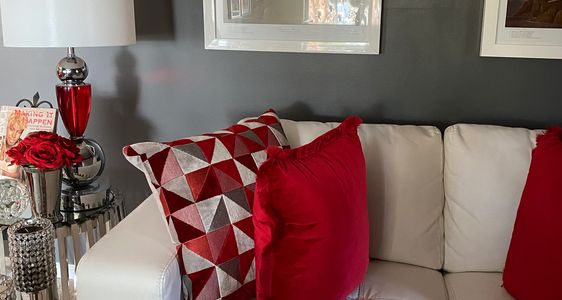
left=16, top=92, right=54, bottom=109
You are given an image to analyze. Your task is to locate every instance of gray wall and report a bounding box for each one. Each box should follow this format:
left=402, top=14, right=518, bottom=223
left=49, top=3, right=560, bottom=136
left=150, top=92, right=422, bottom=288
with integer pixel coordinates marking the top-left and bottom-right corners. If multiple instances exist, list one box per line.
left=1, top=0, right=561, bottom=211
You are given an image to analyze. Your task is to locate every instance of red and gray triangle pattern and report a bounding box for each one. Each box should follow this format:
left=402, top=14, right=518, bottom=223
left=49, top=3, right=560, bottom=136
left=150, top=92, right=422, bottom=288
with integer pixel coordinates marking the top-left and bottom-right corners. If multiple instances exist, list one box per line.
left=124, top=110, right=288, bottom=299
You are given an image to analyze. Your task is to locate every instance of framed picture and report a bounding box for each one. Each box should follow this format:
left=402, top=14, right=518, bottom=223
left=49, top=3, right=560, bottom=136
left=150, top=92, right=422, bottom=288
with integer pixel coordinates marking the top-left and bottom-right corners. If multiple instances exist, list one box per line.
left=481, top=0, right=562, bottom=59
left=204, top=0, right=383, bottom=55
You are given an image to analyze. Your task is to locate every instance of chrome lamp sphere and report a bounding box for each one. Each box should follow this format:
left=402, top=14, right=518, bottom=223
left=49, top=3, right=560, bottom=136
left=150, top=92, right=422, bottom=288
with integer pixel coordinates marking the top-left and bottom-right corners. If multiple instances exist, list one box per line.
left=63, top=139, right=105, bottom=187
left=56, top=55, right=88, bottom=82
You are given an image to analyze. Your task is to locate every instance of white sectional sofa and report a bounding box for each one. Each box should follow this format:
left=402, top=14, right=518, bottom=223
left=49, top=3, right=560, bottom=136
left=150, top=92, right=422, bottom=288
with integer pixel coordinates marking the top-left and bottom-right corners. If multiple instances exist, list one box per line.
left=75, top=121, right=538, bottom=299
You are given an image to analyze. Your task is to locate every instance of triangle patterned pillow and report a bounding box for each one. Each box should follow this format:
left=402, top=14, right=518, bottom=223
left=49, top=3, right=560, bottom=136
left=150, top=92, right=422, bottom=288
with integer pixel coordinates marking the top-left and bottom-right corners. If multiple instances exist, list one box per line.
left=123, top=110, right=289, bottom=299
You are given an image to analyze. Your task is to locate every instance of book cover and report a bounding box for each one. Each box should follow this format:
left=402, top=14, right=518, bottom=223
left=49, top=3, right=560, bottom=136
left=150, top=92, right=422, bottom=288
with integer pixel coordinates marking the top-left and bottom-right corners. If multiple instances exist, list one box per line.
left=0, top=106, right=58, bottom=181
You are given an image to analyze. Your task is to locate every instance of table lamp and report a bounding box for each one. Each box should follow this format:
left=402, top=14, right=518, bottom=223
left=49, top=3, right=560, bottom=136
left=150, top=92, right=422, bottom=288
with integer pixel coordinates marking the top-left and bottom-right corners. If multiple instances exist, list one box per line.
left=1, top=0, right=136, bottom=211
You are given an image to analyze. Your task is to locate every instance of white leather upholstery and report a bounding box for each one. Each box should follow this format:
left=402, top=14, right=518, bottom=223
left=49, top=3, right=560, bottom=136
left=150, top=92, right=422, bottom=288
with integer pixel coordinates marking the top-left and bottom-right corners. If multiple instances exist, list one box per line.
left=445, top=273, right=514, bottom=300
left=359, top=260, right=448, bottom=300
left=281, top=120, right=445, bottom=269
left=443, top=124, right=540, bottom=272
left=75, top=196, right=181, bottom=300
left=76, top=121, right=542, bottom=299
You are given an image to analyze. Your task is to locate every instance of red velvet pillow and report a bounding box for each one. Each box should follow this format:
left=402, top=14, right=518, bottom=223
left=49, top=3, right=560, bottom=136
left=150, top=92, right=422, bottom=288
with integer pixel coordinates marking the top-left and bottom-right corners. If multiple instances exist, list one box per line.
left=253, top=116, right=369, bottom=300
left=503, top=127, right=562, bottom=300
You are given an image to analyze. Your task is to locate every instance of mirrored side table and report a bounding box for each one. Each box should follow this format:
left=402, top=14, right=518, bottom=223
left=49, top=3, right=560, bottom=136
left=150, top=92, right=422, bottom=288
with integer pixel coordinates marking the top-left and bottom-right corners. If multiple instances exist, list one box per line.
left=0, top=189, right=126, bottom=300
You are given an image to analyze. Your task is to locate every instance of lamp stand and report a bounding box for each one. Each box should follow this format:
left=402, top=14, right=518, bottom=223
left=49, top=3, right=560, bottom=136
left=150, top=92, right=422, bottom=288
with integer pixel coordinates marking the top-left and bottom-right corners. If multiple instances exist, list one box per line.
left=56, top=47, right=109, bottom=212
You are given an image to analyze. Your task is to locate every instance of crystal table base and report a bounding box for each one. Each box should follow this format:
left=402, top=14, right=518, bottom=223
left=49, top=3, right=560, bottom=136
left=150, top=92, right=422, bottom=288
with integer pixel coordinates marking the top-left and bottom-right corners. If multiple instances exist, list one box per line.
left=0, top=274, right=15, bottom=300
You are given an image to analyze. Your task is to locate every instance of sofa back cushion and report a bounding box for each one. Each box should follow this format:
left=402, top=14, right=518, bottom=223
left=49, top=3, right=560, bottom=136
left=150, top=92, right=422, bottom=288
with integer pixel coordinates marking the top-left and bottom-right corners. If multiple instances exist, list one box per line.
left=443, top=124, right=540, bottom=272
left=281, top=120, right=444, bottom=270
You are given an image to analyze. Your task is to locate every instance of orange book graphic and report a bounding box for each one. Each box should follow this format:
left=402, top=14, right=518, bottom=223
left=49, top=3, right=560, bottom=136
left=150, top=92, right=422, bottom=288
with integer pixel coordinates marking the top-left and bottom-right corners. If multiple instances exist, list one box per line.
left=0, top=106, right=58, bottom=181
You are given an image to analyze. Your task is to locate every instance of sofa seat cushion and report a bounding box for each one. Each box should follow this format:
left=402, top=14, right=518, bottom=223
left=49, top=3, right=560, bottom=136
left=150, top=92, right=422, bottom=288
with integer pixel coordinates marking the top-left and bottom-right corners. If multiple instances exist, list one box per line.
left=444, top=273, right=514, bottom=300
left=358, top=260, right=447, bottom=300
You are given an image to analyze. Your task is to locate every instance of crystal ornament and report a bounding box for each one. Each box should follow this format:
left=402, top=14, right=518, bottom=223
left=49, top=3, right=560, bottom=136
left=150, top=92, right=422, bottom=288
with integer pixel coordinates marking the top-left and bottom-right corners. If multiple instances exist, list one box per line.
left=0, top=275, right=16, bottom=300
left=0, top=179, right=29, bottom=222
left=8, top=218, right=56, bottom=293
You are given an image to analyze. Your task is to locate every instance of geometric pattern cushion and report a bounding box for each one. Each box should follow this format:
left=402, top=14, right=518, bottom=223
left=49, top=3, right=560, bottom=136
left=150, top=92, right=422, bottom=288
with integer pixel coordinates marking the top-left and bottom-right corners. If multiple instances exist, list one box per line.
left=123, top=110, right=289, bottom=300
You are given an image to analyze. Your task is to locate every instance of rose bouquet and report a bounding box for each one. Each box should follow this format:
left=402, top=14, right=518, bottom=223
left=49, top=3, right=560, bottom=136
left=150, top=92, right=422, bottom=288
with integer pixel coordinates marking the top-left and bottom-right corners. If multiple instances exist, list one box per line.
left=6, top=131, right=82, bottom=170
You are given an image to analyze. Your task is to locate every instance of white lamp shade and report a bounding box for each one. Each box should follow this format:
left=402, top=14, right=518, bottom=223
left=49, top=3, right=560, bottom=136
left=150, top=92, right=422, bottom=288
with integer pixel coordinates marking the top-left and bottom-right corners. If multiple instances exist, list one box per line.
left=0, top=0, right=136, bottom=47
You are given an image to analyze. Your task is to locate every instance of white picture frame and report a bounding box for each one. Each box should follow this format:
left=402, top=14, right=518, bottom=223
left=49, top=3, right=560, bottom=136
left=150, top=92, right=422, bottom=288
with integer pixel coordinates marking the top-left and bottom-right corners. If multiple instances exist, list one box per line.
left=203, top=0, right=383, bottom=55
left=481, top=0, right=562, bottom=59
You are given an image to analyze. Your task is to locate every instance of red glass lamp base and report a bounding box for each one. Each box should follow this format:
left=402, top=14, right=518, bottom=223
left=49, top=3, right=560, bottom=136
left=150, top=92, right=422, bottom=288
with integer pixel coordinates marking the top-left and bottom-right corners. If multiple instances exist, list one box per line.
left=56, top=84, right=91, bottom=138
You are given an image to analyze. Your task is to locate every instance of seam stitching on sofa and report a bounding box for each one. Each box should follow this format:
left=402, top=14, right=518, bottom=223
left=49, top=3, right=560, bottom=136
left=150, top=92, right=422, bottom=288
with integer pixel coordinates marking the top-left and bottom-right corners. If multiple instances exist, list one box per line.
left=158, top=250, right=180, bottom=299
left=439, top=126, right=446, bottom=270
left=446, top=278, right=456, bottom=300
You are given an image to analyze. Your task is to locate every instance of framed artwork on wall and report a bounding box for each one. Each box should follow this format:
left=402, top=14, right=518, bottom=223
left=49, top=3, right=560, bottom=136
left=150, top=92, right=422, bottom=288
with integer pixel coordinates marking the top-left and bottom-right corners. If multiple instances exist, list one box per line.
left=481, top=0, right=562, bottom=59
left=203, top=0, right=382, bottom=55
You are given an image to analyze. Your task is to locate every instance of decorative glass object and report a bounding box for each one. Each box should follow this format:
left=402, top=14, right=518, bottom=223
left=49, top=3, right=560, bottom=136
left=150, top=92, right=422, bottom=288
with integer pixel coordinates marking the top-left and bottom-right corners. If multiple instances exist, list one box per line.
left=23, top=167, right=63, bottom=223
left=56, top=83, right=91, bottom=139
left=0, top=275, right=15, bottom=300
left=8, top=217, right=56, bottom=294
left=0, top=179, right=29, bottom=222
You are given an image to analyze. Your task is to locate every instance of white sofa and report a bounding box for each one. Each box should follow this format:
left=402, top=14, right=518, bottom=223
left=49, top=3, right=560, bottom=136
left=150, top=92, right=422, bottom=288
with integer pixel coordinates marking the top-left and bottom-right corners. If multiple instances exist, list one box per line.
left=75, top=121, right=539, bottom=300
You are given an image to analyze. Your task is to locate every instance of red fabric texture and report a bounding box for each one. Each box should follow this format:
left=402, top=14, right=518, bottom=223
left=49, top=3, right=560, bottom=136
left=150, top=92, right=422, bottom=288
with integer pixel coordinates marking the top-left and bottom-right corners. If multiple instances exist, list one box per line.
left=503, top=127, right=562, bottom=300
left=253, top=116, right=369, bottom=300
left=123, top=110, right=289, bottom=300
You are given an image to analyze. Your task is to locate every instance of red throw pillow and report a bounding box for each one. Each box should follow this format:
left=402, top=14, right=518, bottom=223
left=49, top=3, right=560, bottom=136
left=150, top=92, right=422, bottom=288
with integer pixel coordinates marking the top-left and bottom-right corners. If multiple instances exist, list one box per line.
left=253, top=116, right=369, bottom=300
left=503, top=127, right=562, bottom=300
left=123, top=110, right=289, bottom=300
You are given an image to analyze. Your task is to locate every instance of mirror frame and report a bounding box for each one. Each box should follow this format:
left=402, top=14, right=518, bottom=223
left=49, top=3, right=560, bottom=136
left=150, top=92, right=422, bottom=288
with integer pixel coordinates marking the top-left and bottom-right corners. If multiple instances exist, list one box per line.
left=203, top=0, right=382, bottom=55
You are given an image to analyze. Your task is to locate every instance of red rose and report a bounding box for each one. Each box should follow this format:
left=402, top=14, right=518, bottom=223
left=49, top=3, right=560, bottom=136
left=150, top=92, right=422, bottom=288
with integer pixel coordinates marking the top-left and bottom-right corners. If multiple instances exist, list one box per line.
left=6, top=142, right=28, bottom=165
left=58, top=137, right=83, bottom=165
left=20, top=132, right=58, bottom=148
left=58, top=137, right=77, bottom=152
left=34, top=131, right=59, bottom=141
left=6, top=132, right=83, bottom=169
left=24, top=141, right=65, bottom=170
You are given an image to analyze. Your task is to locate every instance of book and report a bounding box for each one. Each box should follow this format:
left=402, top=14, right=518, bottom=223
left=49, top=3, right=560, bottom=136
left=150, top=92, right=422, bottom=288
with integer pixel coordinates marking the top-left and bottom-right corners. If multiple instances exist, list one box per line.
left=0, top=106, right=58, bottom=181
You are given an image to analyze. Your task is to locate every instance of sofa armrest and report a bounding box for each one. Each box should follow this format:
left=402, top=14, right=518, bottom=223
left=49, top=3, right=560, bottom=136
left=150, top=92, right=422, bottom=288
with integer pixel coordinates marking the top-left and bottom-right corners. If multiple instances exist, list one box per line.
left=75, top=196, right=181, bottom=300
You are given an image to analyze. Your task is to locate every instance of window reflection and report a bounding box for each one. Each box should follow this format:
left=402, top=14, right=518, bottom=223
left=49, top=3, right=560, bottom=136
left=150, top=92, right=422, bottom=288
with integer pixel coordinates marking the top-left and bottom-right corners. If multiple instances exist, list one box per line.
left=226, top=0, right=370, bottom=25
left=307, top=0, right=369, bottom=25
left=229, top=0, right=252, bottom=19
